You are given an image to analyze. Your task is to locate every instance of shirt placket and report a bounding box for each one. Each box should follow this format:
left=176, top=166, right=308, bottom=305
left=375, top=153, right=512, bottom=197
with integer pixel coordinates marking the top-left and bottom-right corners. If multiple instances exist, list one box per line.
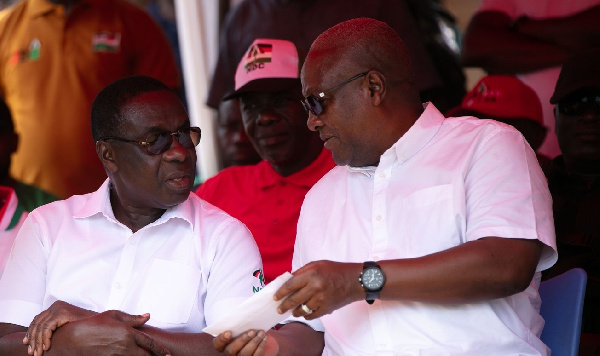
left=105, top=230, right=139, bottom=309
left=368, top=161, right=395, bottom=354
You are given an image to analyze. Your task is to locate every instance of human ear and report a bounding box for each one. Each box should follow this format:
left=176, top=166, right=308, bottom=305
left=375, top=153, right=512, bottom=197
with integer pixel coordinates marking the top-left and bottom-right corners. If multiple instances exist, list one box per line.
left=96, top=140, right=118, bottom=173
left=367, top=72, right=385, bottom=105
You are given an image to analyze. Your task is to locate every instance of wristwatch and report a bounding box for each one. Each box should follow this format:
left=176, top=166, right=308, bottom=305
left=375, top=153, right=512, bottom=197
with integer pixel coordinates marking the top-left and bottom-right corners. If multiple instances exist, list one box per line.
left=359, top=261, right=385, bottom=304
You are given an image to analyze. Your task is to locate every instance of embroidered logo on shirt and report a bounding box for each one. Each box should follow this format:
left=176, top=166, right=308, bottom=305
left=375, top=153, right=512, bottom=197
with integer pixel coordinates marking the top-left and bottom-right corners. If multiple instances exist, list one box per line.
left=9, top=38, right=41, bottom=65
left=244, top=43, right=272, bottom=73
left=252, top=269, right=266, bottom=293
left=92, top=32, right=121, bottom=52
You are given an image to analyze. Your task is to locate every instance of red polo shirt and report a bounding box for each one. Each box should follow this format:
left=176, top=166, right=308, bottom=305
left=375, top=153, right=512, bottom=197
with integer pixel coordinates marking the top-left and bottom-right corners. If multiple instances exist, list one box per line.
left=197, top=148, right=335, bottom=284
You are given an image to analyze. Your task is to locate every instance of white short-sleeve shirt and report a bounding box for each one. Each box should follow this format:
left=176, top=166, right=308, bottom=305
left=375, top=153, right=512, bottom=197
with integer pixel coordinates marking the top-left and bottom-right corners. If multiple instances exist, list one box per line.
left=294, top=103, right=557, bottom=355
left=0, top=179, right=263, bottom=332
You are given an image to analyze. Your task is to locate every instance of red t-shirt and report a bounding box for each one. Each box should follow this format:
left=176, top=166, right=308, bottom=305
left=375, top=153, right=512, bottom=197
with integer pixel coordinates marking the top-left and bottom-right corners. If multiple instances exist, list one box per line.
left=196, top=148, right=335, bottom=284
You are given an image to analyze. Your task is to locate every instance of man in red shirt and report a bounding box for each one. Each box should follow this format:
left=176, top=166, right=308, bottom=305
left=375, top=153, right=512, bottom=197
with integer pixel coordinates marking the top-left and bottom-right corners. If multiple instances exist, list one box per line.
left=196, top=38, right=335, bottom=284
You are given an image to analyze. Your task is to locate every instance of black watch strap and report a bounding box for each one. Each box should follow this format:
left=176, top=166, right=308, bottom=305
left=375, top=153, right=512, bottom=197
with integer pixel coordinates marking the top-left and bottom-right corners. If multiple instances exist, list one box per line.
left=361, top=261, right=384, bottom=304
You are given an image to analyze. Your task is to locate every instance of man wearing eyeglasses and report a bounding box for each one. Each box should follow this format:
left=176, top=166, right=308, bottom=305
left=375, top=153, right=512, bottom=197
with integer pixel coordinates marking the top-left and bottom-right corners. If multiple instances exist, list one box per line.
left=0, top=76, right=264, bottom=355
left=543, top=48, right=600, bottom=355
left=215, top=18, right=557, bottom=355
left=196, top=38, right=336, bottom=286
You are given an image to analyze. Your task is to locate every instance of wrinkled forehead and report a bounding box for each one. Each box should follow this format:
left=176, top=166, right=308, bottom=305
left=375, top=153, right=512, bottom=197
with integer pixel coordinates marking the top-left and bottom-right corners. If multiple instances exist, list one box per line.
left=121, top=91, right=189, bottom=131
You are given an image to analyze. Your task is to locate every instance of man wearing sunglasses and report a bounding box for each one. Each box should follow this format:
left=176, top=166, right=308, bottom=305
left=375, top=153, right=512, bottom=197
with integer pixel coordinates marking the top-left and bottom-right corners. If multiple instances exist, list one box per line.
left=0, top=76, right=264, bottom=355
left=197, top=38, right=335, bottom=287
left=543, top=48, right=600, bottom=355
left=215, top=18, right=557, bottom=355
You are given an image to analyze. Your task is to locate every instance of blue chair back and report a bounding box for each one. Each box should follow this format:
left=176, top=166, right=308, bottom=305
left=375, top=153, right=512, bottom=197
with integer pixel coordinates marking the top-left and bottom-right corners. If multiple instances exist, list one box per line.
left=539, top=268, right=587, bottom=356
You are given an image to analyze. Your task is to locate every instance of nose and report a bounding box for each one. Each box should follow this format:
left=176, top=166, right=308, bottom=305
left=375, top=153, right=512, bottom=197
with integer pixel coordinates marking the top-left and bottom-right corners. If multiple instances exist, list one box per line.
left=234, top=127, right=252, bottom=144
left=163, top=135, right=188, bottom=162
left=307, top=111, right=323, bottom=131
left=256, top=108, right=280, bottom=126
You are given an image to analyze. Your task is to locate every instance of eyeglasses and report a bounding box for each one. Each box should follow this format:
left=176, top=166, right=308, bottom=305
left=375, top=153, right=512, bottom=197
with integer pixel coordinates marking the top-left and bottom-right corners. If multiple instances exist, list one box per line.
left=100, top=127, right=201, bottom=155
left=302, top=72, right=368, bottom=116
left=557, top=95, right=600, bottom=116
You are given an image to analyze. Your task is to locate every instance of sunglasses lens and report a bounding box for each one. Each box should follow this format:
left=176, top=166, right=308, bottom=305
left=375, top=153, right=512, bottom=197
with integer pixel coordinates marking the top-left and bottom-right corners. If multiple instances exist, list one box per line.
left=305, top=96, right=323, bottom=115
left=147, top=128, right=202, bottom=155
left=148, top=133, right=172, bottom=155
left=559, top=96, right=600, bottom=116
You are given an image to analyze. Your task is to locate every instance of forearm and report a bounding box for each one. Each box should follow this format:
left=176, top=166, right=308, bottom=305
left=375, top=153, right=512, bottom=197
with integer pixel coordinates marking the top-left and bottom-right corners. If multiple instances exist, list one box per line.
left=519, top=5, right=600, bottom=39
left=461, top=12, right=570, bottom=72
left=138, top=327, right=222, bottom=356
left=268, top=322, right=323, bottom=356
left=0, top=324, right=28, bottom=355
left=378, top=237, right=543, bottom=304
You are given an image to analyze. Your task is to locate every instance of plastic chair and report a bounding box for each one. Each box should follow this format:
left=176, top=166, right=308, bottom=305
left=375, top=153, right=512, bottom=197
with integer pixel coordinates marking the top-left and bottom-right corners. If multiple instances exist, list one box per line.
left=539, top=268, right=587, bottom=356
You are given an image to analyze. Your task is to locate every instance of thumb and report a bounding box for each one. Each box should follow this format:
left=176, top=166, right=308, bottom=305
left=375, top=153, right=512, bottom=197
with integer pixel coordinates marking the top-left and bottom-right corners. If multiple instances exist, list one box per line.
left=111, top=310, right=151, bottom=328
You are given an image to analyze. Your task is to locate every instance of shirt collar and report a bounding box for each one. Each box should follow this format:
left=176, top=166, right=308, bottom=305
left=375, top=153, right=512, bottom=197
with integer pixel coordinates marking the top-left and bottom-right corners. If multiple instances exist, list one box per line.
left=257, top=147, right=336, bottom=189
left=347, top=102, right=445, bottom=176
left=73, top=178, right=194, bottom=229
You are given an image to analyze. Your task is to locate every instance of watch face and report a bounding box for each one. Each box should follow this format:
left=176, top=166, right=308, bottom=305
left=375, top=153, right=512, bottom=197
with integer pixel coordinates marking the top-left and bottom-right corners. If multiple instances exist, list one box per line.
left=362, top=267, right=385, bottom=290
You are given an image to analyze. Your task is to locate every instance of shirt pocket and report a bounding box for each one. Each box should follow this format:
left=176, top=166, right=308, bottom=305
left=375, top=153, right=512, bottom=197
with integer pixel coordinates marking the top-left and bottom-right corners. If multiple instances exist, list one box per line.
left=134, top=259, right=201, bottom=325
left=400, top=184, right=461, bottom=257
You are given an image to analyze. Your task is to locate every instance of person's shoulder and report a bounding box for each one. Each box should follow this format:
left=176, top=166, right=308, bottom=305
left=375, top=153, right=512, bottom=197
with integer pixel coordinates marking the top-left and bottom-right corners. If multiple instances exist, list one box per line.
left=27, top=190, right=93, bottom=219
left=305, top=165, right=345, bottom=193
left=187, top=192, right=252, bottom=234
left=188, top=191, right=243, bottom=222
left=446, top=115, right=520, bottom=134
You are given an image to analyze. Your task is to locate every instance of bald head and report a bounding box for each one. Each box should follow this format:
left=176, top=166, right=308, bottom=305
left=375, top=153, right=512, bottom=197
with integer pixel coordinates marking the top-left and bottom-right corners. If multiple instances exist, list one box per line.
left=307, top=18, right=415, bottom=84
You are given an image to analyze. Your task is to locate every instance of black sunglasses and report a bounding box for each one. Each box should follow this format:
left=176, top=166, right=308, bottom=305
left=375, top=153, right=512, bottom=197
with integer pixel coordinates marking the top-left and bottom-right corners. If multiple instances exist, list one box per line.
left=302, top=72, right=368, bottom=116
left=100, top=127, right=201, bottom=155
left=557, top=95, right=600, bottom=116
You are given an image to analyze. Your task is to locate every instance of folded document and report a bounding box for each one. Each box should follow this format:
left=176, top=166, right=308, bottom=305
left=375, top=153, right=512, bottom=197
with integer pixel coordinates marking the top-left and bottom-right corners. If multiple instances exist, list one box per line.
left=203, top=272, right=293, bottom=337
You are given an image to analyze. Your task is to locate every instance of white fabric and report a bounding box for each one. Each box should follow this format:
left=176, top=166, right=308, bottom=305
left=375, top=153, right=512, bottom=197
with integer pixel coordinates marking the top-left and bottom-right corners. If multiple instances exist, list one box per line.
left=0, top=179, right=263, bottom=332
left=475, top=0, right=600, bottom=159
left=0, top=187, right=27, bottom=278
left=293, top=103, right=557, bottom=356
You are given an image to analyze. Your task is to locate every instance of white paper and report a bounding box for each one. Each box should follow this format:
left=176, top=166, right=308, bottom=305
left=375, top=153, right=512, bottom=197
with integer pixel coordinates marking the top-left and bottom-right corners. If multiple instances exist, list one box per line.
left=203, top=272, right=293, bottom=337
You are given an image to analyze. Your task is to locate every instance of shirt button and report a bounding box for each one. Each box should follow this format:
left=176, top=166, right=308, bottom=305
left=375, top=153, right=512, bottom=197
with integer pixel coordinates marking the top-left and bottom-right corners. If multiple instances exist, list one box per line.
left=376, top=215, right=382, bottom=221
left=115, top=282, right=122, bottom=289
left=379, top=173, right=386, bottom=178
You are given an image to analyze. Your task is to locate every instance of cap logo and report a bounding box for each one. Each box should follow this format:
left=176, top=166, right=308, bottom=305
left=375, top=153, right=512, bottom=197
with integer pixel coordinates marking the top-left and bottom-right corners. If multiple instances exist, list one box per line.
left=244, top=43, right=273, bottom=73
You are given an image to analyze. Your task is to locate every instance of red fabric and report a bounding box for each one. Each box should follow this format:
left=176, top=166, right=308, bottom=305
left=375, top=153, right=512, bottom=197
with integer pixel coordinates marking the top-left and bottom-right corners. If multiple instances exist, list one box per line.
left=197, top=148, right=335, bottom=284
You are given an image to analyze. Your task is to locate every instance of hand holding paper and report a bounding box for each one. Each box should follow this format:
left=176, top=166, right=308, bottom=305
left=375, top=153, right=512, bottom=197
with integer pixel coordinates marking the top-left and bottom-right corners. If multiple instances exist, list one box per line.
left=203, top=272, right=293, bottom=338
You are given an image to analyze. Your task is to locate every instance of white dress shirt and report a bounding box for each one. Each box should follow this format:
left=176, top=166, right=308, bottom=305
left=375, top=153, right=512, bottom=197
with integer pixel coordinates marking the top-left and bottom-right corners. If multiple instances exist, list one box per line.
left=0, top=179, right=263, bottom=332
left=294, top=103, right=557, bottom=355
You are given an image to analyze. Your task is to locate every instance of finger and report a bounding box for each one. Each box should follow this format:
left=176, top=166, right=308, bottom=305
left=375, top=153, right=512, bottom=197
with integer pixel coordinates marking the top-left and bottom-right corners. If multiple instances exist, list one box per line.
left=212, top=331, right=232, bottom=352
left=27, top=312, right=46, bottom=356
left=238, top=330, right=267, bottom=356
left=252, top=335, right=268, bottom=356
left=132, top=330, right=172, bottom=356
left=273, top=274, right=304, bottom=302
left=225, top=330, right=265, bottom=356
left=112, top=310, right=151, bottom=328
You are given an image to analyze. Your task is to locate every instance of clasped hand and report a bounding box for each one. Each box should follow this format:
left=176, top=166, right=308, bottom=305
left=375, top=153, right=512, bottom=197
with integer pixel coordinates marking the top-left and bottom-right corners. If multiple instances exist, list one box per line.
left=23, top=300, right=170, bottom=356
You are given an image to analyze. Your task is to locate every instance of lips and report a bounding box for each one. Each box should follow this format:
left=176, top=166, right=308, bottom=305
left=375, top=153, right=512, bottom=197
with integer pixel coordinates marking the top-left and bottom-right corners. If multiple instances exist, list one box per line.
left=256, top=132, right=289, bottom=146
left=165, top=172, right=193, bottom=191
